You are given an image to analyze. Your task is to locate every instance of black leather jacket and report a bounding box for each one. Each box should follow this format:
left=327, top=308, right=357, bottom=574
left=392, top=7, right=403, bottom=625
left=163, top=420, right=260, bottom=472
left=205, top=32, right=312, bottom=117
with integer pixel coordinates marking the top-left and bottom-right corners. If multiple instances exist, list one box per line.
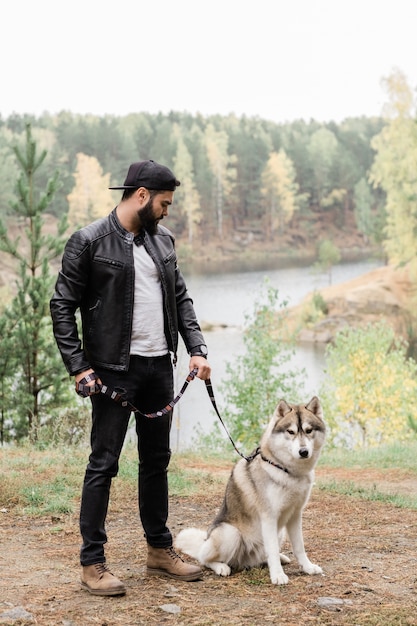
left=50, top=209, right=207, bottom=375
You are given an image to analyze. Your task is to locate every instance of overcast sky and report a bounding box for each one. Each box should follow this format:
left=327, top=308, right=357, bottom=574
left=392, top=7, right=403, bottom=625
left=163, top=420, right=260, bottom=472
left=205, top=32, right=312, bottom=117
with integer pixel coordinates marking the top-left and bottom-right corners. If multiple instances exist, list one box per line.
left=1, top=0, right=416, bottom=124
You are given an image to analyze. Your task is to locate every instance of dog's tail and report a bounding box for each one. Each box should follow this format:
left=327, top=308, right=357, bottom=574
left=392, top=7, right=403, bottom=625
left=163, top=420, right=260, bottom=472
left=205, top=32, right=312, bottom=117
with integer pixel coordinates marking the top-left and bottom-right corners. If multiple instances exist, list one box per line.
left=175, top=528, right=207, bottom=560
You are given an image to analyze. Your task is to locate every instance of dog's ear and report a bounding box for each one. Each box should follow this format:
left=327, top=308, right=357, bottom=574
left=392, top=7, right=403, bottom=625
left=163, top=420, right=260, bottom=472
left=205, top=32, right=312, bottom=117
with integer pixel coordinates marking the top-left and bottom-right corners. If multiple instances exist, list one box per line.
left=277, top=399, right=292, bottom=417
left=305, top=396, right=323, bottom=419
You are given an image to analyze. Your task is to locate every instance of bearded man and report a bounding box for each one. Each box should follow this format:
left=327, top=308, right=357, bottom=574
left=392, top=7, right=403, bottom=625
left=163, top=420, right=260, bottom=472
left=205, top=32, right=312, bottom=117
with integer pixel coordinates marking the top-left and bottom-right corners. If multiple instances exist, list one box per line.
left=50, top=160, right=211, bottom=595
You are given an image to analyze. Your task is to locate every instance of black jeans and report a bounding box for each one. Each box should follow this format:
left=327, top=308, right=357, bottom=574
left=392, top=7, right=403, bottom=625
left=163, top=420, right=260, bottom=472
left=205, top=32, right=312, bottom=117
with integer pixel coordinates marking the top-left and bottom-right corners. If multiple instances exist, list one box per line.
left=79, top=354, right=174, bottom=566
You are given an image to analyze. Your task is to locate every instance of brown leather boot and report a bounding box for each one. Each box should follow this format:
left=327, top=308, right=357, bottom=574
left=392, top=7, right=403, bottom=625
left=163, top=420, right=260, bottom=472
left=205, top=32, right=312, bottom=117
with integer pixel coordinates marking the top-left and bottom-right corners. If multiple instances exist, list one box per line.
left=81, top=563, right=126, bottom=596
left=146, top=546, right=203, bottom=581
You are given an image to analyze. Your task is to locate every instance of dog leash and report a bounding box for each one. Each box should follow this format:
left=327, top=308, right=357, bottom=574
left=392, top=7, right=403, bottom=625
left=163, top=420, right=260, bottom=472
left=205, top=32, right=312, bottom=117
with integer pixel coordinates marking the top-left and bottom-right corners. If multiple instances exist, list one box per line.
left=76, top=368, right=199, bottom=418
left=203, top=378, right=258, bottom=462
left=76, top=369, right=256, bottom=462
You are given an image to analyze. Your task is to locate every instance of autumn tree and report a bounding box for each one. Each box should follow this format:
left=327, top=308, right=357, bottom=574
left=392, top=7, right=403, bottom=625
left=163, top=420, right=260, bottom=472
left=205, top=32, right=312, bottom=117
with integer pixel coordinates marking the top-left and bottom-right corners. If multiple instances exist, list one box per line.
left=204, top=123, right=236, bottom=238
left=369, top=69, right=417, bottom=277
left=0, top=124, right=71, bottom=442
left=261, top=150, right=301, bottom=239
left=67, top=153, right=115, bottom=228
left=173, top=127, right=201, bottom=245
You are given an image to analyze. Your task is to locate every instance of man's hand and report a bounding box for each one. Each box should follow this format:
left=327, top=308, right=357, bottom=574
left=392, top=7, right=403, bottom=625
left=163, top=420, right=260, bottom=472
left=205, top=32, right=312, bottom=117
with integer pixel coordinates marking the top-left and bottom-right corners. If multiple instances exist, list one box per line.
left=75, top=369, right=103, bottom=397
left=189, top=356, right=211, bottom=380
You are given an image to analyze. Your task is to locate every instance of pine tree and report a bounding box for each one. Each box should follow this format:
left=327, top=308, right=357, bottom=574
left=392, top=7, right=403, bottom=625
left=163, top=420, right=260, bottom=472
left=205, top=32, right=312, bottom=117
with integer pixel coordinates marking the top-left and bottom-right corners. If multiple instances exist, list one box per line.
left=0, top=124, right=70, bottom=443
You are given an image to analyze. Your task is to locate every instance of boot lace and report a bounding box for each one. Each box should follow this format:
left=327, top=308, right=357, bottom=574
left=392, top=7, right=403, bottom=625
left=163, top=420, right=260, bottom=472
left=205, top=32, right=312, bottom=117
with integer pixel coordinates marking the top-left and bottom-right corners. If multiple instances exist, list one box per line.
left=166, top=547, right=185, bottom=562
left=94, top=563, right=112, bottom=579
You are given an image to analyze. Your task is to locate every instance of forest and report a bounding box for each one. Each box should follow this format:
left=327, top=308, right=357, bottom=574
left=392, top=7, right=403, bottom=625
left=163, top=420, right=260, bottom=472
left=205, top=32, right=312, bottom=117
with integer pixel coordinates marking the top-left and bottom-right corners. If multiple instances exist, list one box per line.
left=0, top=101, right=387, bottom=262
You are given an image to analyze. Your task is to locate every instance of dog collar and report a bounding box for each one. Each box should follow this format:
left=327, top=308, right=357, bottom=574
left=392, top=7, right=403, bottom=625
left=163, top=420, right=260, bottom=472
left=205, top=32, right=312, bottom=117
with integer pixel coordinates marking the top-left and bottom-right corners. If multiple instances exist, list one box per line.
left=260, top=453, right=289, bottom=474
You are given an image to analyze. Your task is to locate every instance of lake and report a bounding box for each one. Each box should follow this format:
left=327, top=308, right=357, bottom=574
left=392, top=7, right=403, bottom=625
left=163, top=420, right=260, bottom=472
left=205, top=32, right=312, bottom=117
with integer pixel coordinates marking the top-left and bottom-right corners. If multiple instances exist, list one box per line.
left=168, top=259, right=382, bottom=450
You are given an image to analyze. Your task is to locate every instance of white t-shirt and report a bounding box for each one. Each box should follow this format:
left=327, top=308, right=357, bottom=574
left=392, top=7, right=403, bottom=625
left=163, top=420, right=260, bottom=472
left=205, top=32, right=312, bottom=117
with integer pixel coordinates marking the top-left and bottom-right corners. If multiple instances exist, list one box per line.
left=130, top=243, right=168, bottom=356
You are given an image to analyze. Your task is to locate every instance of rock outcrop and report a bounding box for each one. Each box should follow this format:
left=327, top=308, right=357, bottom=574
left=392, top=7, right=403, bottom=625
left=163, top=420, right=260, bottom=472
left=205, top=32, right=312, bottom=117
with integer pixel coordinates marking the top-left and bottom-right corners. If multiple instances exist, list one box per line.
left=288, top=264, right=414, bottom=343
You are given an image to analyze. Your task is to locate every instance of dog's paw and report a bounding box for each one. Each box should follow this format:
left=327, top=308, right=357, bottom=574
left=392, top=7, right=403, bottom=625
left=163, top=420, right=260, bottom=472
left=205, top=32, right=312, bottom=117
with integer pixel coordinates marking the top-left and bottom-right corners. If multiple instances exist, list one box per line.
left=210, top=562, right=231, bottom=577
left=270, top=572, right=289, bottom=585
left=279, top=553, right=291, bottom=564
left=302, top=562, right=323, bottom=575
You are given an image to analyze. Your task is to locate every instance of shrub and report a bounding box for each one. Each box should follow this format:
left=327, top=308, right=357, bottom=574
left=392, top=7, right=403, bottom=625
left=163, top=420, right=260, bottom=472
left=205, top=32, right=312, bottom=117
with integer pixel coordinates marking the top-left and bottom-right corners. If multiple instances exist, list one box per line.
left=320, top=321, right=417, bottom=447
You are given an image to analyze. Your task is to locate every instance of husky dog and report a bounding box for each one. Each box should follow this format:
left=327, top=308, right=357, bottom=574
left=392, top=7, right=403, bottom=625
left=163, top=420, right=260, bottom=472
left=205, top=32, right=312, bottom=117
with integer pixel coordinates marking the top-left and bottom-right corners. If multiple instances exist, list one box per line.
left=175, top=397, right=326, bottom=585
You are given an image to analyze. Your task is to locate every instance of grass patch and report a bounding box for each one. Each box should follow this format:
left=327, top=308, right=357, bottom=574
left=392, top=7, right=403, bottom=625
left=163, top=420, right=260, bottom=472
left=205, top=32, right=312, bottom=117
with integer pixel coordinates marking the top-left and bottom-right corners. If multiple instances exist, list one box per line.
left=21, top=477, right=75, bottom=515
left=0, top=445, right=86, bottom=514
left=169, top=459, right=225, bottom=496
left=319, top=440, right=417, bottom=470
left=317, top=479, right=417, bottom=509
left=317, top=440, right=417, bottom=509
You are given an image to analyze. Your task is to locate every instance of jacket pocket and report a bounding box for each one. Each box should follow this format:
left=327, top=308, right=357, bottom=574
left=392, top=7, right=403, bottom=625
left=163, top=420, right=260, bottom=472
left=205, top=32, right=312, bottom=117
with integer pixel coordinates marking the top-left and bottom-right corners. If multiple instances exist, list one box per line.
left=163, top=250, right=176, bottom=265
left=94, top=255, right=125, bottom=269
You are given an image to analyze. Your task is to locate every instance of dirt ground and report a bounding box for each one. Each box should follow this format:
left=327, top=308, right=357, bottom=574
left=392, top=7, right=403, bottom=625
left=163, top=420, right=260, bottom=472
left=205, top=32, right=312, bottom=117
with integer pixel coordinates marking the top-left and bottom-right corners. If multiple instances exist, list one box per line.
left=1, top=464, right=416, bottom=626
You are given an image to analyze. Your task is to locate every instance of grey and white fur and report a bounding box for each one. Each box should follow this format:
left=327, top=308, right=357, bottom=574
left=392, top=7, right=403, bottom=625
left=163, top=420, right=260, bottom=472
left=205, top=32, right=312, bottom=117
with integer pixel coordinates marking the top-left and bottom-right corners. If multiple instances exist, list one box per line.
left=175, top=397, right=326, bottom=585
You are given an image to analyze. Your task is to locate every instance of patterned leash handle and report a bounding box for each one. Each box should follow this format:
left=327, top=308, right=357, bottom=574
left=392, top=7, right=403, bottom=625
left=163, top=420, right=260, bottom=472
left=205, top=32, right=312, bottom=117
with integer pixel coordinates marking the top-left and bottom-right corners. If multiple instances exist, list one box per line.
left=75, top=372, right=102, bottom=397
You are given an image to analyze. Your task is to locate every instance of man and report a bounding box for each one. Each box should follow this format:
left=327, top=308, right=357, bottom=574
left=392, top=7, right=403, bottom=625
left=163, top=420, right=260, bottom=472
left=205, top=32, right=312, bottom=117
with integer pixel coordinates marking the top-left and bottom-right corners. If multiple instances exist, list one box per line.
left=50, top=160, right=211, bottom=596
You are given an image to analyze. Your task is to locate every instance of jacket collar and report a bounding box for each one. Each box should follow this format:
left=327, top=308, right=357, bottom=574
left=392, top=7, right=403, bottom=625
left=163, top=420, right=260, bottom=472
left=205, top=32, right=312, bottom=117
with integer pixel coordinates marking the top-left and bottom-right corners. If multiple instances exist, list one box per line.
left=110, top=208, right=135, bottom=242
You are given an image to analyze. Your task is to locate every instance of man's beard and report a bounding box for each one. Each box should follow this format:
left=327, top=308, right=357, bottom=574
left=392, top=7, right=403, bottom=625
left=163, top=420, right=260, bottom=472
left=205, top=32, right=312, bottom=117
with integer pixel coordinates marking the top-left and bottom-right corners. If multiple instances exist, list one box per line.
left=137, top=198, right=160, bottom=235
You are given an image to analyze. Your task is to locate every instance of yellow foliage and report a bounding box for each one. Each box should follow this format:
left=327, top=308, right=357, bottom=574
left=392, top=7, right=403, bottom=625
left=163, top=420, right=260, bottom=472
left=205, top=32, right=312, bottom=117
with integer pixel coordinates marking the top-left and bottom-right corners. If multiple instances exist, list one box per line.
left=173, top=127, right=202, bottom=244
left=321, top=188, right=347, bottom=209
left=322, top=323, right=417, bottom=448
left=369, top=69, right=417, bottom=275
left=67, top=153, right=115, bottom=228
left=261, top=150, right=299, bottom=233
